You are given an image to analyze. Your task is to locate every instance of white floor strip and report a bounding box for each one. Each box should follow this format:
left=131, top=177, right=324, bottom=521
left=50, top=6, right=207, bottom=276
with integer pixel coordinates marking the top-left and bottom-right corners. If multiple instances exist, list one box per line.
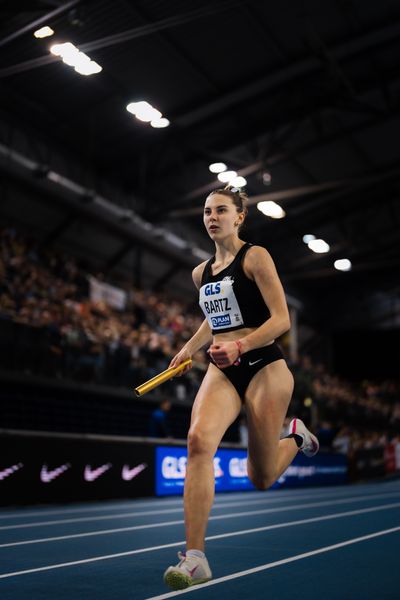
left=1, top=499, right=399, bottom=549
left=2, top=488, right=400, bottom=532
left=146, top=525, right=400, bottom=599
left=0, top=502, right=398, bottom=579
left=1, top=482, right=397, bottom=521
left=0, top=488, right=355, bottom=522
left=1, top=489, right=400, bottom=537
left=0, top=498, right=184, bottom=520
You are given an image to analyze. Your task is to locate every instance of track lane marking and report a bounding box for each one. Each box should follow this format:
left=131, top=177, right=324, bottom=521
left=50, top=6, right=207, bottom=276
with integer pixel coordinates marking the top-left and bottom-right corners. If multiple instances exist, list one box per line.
left=1, top=499, right=400, bottom=548
left=1, top=483, right=398, bottom=522
left=0, top=490, right=359, bottom=524
left=1, top=489, right=400, bottom=533
left=146, top=525, right=400, bottom=599
left=0, top=502, right=398, bottom=578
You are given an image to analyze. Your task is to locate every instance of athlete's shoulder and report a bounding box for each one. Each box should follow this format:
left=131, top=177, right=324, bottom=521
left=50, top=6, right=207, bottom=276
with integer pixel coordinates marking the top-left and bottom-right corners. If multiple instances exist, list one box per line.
left=192, top=260, right=209, bottom=289
left=245, top=244, right=273, bottom=262
left=243, top=245, right=275, bottom=278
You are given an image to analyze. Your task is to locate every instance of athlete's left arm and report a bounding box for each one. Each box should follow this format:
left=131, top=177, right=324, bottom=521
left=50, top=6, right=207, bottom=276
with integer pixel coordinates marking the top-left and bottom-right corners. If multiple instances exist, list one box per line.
left=239, top=246, right=290, bottom=353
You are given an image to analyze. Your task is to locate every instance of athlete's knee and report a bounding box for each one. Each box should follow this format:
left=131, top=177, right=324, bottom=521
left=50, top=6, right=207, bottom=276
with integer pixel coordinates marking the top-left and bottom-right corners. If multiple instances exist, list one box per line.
left=247, top=463, right=276, bottom=491
left=187, top=427, right=215, bottom=458
left=249, top=473, right=276, bottom=491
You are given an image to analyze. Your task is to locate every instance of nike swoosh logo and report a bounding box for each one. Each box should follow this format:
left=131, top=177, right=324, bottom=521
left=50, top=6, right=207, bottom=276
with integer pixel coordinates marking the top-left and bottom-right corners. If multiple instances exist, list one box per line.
left=40, top=463, right=70, bottom=483
left=249, top=359, right=263, bottom=366
left=84, top=463, right=112, bottom=482
left=0, top=463, right=23, bottom=481
left=122, top=463, right=147, bottom=481
left=188, top=566, right=199, bottom=577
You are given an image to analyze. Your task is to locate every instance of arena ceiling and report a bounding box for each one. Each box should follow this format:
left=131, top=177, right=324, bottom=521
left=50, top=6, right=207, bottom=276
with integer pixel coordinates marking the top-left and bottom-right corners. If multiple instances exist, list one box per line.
left=1, top=0, right=400, bottom=328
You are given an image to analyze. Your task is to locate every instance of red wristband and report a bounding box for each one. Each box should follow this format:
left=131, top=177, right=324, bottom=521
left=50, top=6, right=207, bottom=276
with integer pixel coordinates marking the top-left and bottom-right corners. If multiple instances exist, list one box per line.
left=234, top=340, right=243, bottom=365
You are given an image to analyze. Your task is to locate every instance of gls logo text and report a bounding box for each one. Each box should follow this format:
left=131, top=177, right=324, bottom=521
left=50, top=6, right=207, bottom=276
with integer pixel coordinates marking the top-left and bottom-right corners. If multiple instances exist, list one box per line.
left=204, top=283, right=221, bottom=296
left=229, top=457, right=248, bottom=477
left=162, top=456, right=224, bottom=479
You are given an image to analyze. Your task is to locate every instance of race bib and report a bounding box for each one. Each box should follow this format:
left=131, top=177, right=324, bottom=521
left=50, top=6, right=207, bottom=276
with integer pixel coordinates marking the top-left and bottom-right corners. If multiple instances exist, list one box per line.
left=199, top=277, right=244, bottom=330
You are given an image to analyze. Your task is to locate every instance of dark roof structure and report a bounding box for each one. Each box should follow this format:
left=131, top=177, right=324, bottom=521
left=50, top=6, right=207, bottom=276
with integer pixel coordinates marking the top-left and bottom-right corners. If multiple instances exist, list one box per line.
left=1, top=0, right=399, bottom=332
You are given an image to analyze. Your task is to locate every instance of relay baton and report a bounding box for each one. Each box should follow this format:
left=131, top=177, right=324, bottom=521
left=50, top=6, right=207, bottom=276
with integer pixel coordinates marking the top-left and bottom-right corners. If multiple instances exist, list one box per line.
left=134, top=358, right=192, bottom=397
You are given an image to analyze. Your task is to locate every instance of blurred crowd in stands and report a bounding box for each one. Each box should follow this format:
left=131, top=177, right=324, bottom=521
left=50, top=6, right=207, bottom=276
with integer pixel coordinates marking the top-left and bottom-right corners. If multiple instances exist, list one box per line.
left=0, top=227, right=206, bottom=401
left=1, top=226, right=399, bottom=466
left=288, top=356, right=400, bottom=464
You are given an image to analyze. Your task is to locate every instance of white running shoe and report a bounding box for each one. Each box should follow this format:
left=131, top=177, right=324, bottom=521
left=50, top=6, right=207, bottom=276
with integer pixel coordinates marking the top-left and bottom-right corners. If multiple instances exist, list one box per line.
left=164, top=551, right=212, bottom=590
left=289, top=418, right=319, bottom=457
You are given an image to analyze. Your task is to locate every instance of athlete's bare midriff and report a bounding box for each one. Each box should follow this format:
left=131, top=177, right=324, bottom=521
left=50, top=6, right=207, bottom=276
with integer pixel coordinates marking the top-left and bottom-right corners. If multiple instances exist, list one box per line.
left=213, top=326, right=274, bottom=346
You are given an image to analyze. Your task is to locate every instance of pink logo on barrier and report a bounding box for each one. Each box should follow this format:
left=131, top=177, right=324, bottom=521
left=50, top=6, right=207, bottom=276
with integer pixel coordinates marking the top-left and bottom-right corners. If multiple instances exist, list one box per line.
left=84, top=463, right=112, bottom=482
left=121, top=463, right=147, bottom=481
left=0, top=463, right=23, bottom=481
left=40, top=463, right=71, bottom=483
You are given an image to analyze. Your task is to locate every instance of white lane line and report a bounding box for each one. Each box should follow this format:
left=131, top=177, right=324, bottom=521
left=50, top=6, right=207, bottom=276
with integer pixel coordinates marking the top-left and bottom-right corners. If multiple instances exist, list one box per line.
left=1, top=483, right=397, bottom=521
left=0, top=499, right=183, bottom=520
left=0, top=494, right=328, bottom=528
left=0, top=486, right=400, bottom=523
left=1, top=489, right=400, bottom=533
left=0, top=502, right=398, bottom=579
left=0, top=502, right=400, bottom=548
left=0, top=494, right=209, bottom=521
left=2, top=499, right=399, bottom=549
left=146, top=525, right=400, bottom=599
left=0, top=488, right=348, bottom=522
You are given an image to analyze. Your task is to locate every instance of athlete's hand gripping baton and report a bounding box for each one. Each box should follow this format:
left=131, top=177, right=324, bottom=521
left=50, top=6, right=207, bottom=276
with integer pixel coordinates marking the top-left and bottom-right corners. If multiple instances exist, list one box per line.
left=134, top=359, right=192, bottom=397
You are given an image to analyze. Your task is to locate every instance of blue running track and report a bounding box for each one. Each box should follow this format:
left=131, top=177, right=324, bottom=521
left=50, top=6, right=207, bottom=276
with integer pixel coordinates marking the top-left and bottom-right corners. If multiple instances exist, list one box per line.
left=0, top=480, right=399, bottom=600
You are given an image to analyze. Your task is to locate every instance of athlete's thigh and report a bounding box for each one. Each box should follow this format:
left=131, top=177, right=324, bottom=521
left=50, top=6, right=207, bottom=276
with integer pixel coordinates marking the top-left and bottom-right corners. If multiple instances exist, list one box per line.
left=244, top=359, right=294, bottom=468
left=189, top=363, right=242, bottom=449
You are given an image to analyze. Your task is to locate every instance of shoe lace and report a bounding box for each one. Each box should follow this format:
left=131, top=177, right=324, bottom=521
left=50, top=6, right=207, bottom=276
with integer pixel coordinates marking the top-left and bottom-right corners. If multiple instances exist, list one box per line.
left=177, top=551, right=199, bottom=573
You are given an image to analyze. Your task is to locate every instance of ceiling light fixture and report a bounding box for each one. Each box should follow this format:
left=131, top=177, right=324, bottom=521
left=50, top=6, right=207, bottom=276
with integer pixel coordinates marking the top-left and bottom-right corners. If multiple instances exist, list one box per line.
left=334, top=259, right=352, bottom=271
left=217, top=170, right=237, bottom=183
left=308, top=239, right=330, bottom=253
left=209, top=162, right=227, bottom=173
left=127, top=101, right=169, bottom=127
left=230, top=176, right=247, bottom=188
left=257, top=201, right=285, bottom=219
left=50, top=42, right=102, bottom=76
left=34, top=26, right=54, bottom=38
left=150, top=118, right=170, bottom=128
left=303, top=234, right=316, bottom=244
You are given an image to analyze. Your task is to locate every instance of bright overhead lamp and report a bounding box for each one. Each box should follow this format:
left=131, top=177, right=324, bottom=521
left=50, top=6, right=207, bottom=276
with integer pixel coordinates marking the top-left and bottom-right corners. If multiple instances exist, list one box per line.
left=50, top=42, right=102, bottom=75
left=150, top=117, right=170, bottom=128
left=308, top=239, right=330, bottom=253
left=230, top=176, right=247, bottom=188
left=257, top=201, right=286, bottom=219
left=127, top=101, right=164, bottom=125
left=50, top=42, right=72, bottom=57
left=75, top=61, right=102, bottom=75
left=135, top=108, right=162, bottom=122
left=34, top=26, right=54, bottom=39
left=217, top=170, right=237, bottom=183
left=209, top=162, right=227, bottom=173
left=303, top=234, right=316, bottom=244
left=334, top=259, right=352, bottom=271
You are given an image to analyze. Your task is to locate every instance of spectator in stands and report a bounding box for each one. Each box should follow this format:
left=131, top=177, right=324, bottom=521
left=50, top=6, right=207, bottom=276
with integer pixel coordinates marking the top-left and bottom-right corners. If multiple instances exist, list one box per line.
left=315, top=420, right=337, bottom=451
left=148, top=399, right=172, bottom=438
left=332, top=426, right=352, bottom=454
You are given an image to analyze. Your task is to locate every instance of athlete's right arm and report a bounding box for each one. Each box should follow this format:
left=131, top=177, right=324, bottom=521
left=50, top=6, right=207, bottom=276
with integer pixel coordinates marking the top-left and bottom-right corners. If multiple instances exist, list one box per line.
left=169, top=262, right=212, bottom=370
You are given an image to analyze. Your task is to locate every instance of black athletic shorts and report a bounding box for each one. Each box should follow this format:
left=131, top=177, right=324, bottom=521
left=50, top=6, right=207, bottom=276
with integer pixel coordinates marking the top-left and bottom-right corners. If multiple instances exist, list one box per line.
left=214, top=341, right=285, bottom=400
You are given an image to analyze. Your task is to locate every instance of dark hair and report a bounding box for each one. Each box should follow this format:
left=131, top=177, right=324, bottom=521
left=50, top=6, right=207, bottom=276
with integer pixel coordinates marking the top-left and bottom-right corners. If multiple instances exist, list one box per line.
left=208, top=185, right=248, bottom=219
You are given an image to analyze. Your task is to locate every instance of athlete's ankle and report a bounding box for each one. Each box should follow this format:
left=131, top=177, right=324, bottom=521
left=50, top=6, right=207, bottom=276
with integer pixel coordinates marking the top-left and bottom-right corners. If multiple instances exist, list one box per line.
left=186, top=549, right=205, bottom=559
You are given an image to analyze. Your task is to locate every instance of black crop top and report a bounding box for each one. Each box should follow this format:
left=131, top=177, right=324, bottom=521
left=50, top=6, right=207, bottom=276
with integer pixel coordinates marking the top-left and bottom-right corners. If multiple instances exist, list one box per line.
left=199, top=243, right=270, bottom=334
